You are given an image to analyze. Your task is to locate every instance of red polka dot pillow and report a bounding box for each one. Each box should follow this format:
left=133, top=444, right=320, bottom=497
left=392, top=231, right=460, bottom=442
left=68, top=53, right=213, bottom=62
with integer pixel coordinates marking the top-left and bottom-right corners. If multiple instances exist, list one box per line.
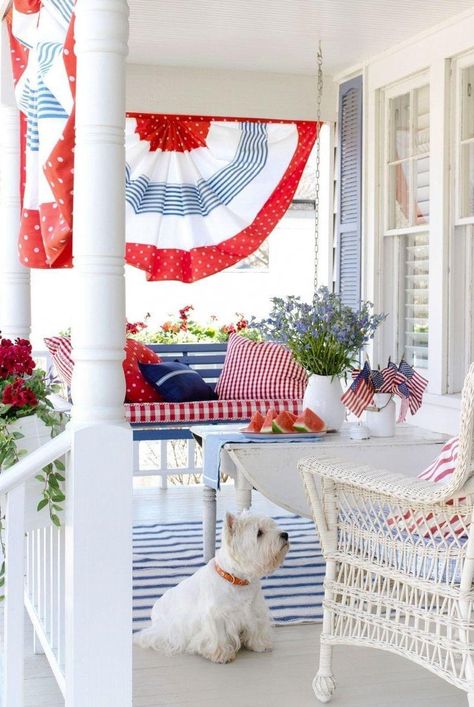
left=215, top=333, right=307, bottom=400
left=44, top=336, right=163, bottom=402
left=123, top=339, right=163, bottom=402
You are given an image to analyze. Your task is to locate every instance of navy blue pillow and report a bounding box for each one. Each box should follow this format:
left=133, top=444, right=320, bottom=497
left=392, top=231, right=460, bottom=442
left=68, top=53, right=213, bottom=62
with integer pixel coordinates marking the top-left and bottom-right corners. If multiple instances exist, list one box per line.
left=138, top=361, right=217, bottom=403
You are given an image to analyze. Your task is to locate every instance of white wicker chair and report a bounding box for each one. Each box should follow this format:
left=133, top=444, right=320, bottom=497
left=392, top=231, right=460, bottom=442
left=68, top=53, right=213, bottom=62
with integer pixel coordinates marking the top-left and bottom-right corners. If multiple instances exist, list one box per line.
left=299, top=363, right=474, bottom=705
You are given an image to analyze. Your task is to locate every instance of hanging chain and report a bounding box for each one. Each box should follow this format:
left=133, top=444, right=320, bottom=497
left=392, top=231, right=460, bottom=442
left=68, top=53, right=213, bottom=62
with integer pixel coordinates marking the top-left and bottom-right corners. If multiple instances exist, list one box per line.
left=313, top=41, right=323, bottom=292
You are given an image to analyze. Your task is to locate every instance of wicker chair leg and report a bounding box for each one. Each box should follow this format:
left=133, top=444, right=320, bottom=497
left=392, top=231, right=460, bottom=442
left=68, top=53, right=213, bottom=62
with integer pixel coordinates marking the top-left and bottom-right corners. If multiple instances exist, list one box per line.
left=313, top=643, right=336, bottom=703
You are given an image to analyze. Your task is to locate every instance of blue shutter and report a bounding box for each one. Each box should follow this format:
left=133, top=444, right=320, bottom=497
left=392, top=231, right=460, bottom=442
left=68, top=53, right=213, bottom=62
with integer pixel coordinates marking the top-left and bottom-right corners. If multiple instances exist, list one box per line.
left=336, top=75, right=362, bottom=310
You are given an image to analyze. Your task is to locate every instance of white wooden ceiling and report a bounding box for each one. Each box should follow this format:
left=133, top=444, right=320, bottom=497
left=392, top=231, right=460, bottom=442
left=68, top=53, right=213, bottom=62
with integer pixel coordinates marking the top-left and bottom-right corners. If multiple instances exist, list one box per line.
left=128, top=0, right=474, bottom=76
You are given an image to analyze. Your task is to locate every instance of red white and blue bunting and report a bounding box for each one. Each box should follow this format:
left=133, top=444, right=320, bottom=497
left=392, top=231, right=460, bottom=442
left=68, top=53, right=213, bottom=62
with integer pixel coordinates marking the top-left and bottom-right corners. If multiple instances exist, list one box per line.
left=6, top=2, right=319, bottom=282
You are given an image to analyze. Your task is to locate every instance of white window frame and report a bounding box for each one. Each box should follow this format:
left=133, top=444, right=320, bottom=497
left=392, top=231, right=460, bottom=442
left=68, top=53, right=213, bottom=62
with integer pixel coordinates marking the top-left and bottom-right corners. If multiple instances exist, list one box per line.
left=379, top=72, right=431, bottom=380
left=383, top=74, right=430, bottom=237
left=454, top=50, right=474, bottom=226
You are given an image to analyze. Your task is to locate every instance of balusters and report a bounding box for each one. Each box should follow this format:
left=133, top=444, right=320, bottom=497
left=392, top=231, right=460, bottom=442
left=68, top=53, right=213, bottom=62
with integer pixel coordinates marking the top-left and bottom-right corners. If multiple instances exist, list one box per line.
left=4, top=483, right=26, bottom=706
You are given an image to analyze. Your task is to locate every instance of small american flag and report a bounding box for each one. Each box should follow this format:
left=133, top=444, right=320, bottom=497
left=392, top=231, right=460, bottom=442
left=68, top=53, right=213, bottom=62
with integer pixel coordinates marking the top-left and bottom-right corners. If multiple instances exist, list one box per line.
left=341, top=362, right=374, bottom=417
left=397, top=359, right=428, bottom=416
left=378, top=361, right=398, bottom=393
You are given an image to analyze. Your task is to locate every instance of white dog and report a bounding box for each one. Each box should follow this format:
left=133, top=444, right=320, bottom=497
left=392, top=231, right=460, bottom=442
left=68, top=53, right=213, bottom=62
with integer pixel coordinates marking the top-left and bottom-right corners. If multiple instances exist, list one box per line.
left=134, top=512, right=290, bottom=663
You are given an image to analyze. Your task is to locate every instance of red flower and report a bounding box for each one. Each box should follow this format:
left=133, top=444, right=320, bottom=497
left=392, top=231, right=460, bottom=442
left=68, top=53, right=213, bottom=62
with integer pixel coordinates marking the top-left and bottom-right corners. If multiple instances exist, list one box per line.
left=126, top=321, right=148, bottom=335
left=2, top=378, right=38, bottom=409
left=0, top=336, right=35, bottom=379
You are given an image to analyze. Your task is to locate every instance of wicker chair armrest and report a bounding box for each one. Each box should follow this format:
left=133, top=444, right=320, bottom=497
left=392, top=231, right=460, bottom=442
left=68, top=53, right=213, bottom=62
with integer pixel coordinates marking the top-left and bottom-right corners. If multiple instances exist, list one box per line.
left=298, top=455, right=470, bottom=505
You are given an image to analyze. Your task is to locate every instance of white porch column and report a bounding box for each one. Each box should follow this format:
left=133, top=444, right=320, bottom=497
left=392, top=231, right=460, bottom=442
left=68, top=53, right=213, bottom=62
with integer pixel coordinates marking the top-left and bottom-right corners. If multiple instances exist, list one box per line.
left=0, top=23, right=31, bottom=340
left=66, top=1, right=132, bottom=706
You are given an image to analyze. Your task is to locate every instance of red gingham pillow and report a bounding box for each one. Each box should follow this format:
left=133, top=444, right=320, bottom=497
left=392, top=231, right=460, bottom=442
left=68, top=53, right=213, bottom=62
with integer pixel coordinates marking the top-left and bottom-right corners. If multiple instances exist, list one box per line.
left=44, top=336, right=163, bottom=403
left=215, top=334, right=307, bottom=400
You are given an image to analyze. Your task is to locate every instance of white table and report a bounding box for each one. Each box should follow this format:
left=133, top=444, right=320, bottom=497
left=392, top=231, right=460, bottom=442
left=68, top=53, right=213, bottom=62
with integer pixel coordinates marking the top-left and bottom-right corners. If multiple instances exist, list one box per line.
left=190, top=423, right=448, bottom=561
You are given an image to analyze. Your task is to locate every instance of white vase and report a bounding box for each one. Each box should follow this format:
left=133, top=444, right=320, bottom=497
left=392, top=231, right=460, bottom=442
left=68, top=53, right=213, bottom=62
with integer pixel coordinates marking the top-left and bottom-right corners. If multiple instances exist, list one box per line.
left=303, top=374, right=346, bottom=432
left=4, top=416, right=53, bottom=530
left=366, top=393, right=396, bottom=438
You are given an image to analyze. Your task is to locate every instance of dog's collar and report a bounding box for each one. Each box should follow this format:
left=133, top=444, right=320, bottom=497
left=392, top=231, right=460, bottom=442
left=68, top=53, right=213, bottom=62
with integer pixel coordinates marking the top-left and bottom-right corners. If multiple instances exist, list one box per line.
left=214, top=561, right=249, bottom=586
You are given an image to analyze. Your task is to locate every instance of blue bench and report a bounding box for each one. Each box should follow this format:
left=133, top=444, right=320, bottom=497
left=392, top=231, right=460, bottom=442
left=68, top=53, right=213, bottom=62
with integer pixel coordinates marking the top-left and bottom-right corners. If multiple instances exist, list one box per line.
left=131, top=341, right=228, bottom=444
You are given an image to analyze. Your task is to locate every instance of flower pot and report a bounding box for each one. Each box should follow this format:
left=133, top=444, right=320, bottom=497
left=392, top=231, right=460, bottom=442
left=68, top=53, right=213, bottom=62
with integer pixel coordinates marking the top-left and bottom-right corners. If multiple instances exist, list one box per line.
left=3, top=415, right=54, bottom=530
left=366, top=393, right=396, bottom=438
left=303, top=374, right=345, bottom=432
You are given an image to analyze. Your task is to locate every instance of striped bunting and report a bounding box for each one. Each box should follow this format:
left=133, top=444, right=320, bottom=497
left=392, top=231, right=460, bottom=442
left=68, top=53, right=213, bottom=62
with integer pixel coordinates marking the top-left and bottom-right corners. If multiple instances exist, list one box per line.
left=125, top=122, right=269, bottom=217
left=37, top=41, right=63, bottom=76
left=133, top=515, right=324, bottom=632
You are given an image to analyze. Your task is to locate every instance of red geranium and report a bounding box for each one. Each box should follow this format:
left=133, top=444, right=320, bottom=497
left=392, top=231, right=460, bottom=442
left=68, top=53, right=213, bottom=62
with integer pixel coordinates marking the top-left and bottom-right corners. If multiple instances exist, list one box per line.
left=0, top=337, right=35, bottom=379
left=2, top=378, right=38, bottom=409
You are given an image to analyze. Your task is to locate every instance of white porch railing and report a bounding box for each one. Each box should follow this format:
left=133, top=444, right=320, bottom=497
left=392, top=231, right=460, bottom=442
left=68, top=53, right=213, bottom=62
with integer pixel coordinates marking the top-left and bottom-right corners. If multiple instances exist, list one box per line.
left=1, top=431, right=71, bottom=706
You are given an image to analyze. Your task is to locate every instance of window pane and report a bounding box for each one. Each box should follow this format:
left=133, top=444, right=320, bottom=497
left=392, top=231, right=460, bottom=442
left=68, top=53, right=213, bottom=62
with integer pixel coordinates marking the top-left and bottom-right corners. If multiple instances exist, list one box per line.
left=388, top=162, right=410, bottom=229
left=461, top=65, right=474, bottom=141
left=415, top=156, right=429, bottom=224
left=390, top=93, right=410, bottom=161
left=414, top=85, right=430, bottom=155
left=401, top=232, right=429, bottom=369
left=460, top=142, right=474, bottom=218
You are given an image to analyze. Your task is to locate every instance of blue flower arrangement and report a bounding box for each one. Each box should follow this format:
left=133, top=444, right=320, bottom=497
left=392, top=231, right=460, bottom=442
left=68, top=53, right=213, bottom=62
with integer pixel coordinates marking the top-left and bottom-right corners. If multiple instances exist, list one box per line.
left=253, top=287, right=387, bottom=378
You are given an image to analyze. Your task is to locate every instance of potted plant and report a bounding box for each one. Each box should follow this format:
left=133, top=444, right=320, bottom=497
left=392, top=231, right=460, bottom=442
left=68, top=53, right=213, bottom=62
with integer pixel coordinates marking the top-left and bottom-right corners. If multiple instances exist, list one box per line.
left=253, top=288, right=386, bottom=430
left=0, top=335, right=65, bottom=594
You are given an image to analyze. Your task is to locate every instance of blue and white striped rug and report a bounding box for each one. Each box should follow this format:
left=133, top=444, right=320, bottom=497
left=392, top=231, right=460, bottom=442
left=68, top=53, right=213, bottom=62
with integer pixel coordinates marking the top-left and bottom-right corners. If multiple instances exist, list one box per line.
left=133, top=515, right=324, bottom=631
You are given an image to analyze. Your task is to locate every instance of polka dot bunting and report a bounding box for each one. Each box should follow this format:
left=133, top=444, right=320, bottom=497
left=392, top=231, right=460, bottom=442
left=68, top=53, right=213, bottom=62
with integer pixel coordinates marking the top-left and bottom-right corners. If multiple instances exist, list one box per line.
left=9, top=3, right=320, bottom=283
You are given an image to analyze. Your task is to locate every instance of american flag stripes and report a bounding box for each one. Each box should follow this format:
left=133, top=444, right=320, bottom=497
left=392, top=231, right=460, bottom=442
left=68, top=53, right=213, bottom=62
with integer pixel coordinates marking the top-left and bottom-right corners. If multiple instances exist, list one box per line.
left=341, top=362, right=374, bottom=417
left=341, top=358, right=428, bottom=419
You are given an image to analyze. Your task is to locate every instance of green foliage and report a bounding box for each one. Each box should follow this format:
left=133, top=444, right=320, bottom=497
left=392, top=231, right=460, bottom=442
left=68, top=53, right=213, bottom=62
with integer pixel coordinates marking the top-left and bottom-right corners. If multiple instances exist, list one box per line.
left=0, top=335, right=66, bottom=600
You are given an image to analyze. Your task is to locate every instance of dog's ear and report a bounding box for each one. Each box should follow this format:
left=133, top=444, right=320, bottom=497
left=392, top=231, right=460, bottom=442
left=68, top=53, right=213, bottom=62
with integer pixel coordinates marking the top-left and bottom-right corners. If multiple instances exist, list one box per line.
left=225, top=512, right=236, bottom=535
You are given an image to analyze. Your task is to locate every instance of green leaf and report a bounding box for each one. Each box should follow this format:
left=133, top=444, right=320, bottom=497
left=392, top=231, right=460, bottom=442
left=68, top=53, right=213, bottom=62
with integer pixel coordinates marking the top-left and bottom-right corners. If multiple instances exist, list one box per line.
left=35, top=475, right=46, bottom=482
left=54, top=473, right=65, bottom=482
left=37, top=498, right=49, bottom=512
left=48, top=476, right=59, bottom=489
left=51, top=514, right=61, bottom=527
left=0, top=577, right=4, bottom=587
left=51, top=492, right=65, bottom=503
left=54, top=459, right=65, bottom=471
left=12, top=431, right=24, bottom=440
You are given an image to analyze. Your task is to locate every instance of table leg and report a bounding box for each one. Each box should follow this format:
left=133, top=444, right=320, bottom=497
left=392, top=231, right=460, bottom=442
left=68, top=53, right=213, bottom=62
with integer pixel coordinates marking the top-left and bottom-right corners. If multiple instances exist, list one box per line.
left=203, top=486, right=217, bottom=562
left=235, top=473, right=253, bottom=513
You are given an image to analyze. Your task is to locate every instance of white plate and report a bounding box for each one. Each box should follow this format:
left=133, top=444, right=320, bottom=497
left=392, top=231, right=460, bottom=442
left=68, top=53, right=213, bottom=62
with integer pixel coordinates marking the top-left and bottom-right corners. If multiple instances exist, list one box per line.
left=239, top=430, right=327, bottom=441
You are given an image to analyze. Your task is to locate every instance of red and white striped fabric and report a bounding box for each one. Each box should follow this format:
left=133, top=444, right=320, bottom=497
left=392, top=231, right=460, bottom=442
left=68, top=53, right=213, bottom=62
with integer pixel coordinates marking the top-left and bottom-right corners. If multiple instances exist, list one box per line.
left=125, top=399, right=302, bottom=425
left=386, top=436, right=467, bottom=538
left=215, top=334, right=307, bottom=401
left=44, top=336, right=74, bottom=386
left=417, top=436, right=459, bottom=483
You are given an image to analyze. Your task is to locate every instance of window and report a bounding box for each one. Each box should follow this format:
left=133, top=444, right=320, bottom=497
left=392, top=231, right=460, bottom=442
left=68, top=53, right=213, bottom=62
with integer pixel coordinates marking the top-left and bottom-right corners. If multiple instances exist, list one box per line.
left=382, top=76, right=430, bottom=370
left=455, top=55, right=474, bottom=222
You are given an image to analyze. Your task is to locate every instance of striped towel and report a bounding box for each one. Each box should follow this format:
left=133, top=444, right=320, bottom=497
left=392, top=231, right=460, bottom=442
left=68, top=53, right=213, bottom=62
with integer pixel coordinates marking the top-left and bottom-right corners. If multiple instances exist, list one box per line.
left=133, top=515, right=324, bottom=631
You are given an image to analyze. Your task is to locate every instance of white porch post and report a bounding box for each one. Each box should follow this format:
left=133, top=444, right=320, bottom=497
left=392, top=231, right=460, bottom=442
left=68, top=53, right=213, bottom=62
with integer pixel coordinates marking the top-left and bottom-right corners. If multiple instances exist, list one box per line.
left=66, top=1, right=132, bottom=706
left=0, top=23, right=31, bottom=340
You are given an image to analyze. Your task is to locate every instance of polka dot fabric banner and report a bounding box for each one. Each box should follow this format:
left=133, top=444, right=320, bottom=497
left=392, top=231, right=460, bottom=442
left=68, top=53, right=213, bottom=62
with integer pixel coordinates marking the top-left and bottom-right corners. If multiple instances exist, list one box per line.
left=124, top=114, right=319, bottom=282
left=8, top=2, right=319, bottom=282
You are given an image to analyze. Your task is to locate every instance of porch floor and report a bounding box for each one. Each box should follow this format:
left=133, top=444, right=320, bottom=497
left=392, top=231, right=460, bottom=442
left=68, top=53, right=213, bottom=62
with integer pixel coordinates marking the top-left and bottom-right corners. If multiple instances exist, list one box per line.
left=16, top=484, right=467, bottom=706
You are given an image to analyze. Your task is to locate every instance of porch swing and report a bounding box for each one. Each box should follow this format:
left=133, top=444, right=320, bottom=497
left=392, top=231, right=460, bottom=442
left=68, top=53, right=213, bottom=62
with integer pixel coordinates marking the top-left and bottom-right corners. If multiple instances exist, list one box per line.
left=26, top=25, right=327, bottom=478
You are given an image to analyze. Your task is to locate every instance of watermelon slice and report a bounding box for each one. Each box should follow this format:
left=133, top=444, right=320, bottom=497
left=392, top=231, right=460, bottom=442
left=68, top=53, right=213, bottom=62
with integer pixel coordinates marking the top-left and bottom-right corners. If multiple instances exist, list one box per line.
left=293, top=408, right=327, bottom=433
left=272, top=411, right=297, bottom=434
left=243, top=411, right=265, bottom=433
left=261, top=408, right=277, bottom=433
